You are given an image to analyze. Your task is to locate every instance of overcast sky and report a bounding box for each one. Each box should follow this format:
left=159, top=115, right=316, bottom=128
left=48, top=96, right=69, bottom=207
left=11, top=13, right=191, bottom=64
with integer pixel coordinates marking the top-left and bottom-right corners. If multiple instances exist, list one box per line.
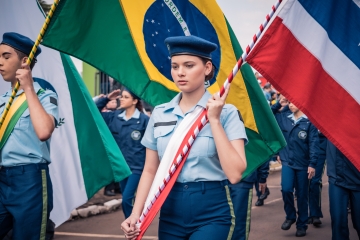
left=217, top=0, right=278, bottom=48
left=44, top=0, right=278, bottom=74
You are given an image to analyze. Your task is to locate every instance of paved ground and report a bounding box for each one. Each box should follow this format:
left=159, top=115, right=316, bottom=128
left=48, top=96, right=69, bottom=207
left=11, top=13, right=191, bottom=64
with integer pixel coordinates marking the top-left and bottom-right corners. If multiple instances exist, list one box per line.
left=79, top=188, right=121, bottom=209
left=55, top=169, right=358, bottom=240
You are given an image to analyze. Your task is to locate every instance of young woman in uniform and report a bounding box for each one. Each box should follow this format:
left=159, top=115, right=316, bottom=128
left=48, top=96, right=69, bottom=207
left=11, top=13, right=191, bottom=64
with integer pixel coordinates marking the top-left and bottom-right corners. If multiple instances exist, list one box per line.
left=97, top=88, right=149, bottom=218
left=272, top=101, right=318, bottom=237
left=121, top=35, right=248, bottom=240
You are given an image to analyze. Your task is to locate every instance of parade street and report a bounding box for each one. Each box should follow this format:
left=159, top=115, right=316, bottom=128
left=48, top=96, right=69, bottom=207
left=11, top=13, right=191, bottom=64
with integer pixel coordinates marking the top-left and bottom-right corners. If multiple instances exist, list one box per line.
left=1, top=0, right=359, bottom=239
left=54, top=168, right=358, bottom=240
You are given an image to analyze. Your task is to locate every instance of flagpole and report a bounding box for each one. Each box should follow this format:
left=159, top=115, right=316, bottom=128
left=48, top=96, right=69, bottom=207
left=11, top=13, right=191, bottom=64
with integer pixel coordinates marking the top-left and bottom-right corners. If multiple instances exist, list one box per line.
left=218, top=0, right=283, bottom=96
left=135, top=0, right=283, bottom=239
left=0, top=0, right=60, bottom=129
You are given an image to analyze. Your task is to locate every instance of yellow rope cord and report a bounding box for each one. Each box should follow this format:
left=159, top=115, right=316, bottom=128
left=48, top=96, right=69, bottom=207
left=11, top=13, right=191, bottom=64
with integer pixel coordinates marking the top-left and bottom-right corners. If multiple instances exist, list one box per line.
left=0, top=0, right=59, bottom=129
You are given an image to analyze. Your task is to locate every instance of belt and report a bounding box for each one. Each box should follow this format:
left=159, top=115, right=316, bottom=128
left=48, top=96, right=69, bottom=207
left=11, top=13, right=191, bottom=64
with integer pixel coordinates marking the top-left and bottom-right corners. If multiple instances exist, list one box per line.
left=0, top=163, right=48, bottom=172
left=172, top=180, right=229, bottom=192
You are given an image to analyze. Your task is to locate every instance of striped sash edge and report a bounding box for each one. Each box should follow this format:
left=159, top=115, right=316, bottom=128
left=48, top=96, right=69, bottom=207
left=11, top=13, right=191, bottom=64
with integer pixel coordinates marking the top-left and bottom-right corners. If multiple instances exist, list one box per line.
left=0, top=89, right=44, bottom=150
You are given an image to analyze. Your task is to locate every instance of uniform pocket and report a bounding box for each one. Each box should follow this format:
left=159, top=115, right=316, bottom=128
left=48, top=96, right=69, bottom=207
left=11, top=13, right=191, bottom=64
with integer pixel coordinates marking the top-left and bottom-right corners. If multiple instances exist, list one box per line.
left=154, top=125, right=176, bottom=159
left=14, top=109, right=30, bottom=130
left=191, top=129, right=217, bottom=157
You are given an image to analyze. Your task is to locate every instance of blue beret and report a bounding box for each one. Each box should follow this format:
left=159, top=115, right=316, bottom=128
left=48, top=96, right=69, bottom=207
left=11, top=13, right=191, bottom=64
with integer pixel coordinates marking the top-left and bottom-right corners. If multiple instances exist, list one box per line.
left=164, top=35, right=217, bottom=60
left=1, top=32, right=41, bottom=58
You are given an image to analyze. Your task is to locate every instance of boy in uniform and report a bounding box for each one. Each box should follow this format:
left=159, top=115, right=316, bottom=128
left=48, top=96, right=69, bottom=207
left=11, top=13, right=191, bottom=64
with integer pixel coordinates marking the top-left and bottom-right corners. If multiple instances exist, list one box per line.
left=0, top=32, right=58, bottom=240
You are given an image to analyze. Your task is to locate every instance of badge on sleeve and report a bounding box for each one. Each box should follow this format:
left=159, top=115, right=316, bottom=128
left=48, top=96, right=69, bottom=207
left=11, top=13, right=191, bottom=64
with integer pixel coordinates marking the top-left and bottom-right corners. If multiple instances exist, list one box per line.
left=298, top=131, right=307, bottom=139
left=50, top=97, right=58, bottom=106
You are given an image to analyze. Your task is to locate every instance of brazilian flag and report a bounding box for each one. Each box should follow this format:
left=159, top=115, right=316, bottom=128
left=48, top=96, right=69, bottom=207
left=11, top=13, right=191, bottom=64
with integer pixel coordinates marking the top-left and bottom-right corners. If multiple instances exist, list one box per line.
left=42, top=0, right=285, bottom=177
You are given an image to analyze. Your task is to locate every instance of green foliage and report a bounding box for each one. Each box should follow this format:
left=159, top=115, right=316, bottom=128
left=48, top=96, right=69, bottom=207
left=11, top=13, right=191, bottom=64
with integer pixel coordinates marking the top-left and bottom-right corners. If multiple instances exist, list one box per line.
left=56, top=118, right=65, bottom=128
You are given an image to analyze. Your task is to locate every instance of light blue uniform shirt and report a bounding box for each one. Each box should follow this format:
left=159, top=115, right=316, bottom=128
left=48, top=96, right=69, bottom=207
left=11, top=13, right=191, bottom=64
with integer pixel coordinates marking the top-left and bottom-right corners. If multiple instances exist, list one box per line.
left=287, top=113, right=308, bottom=124
left=141, top=90, right=248, bottom=182
left=0, top=82, right=59, bottom=167
left=118, top=108, right=140, bottom=121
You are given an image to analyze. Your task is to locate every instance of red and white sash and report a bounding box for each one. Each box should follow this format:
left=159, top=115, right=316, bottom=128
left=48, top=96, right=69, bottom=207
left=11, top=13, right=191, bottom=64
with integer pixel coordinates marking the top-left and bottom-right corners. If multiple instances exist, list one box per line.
left=136, top=106, right=205, bottom=239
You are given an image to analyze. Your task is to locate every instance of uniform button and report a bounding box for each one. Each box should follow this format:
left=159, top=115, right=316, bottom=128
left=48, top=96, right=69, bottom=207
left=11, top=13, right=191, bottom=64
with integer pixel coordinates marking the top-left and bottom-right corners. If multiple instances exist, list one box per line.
left=184, top=185, right=188, bottom=190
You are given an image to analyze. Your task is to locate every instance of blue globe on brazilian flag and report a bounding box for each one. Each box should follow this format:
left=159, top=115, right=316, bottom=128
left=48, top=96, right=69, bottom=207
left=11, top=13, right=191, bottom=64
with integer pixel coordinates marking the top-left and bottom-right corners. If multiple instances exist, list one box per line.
left=42, top=0, right=285, bottom=177
left=141, top=0, right=221, bottom=89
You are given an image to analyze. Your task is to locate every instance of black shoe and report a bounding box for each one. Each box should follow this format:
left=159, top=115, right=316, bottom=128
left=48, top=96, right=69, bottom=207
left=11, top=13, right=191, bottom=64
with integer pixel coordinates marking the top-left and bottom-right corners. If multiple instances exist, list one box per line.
left=114, top=182, right=122, bottom=194
left=259, top=187, right=270, bottom=200
left=296, top=228, right=307, bottom=237
left=104, top=190, right=115, bottom=196
left=281, top=219, right=296, bottom=230
left=255, top=199, right=264, bottom=206
left=307, top=217, right=313, bottom=224
left=312, top=217, right=322, bottom=227
left=46, top=219, right=55, bottom=240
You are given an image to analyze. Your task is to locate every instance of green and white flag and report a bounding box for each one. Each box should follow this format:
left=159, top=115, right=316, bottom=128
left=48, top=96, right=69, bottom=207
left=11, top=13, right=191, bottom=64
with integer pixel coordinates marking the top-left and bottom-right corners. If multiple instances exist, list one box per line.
left=0, top=0, right=131, bottom=226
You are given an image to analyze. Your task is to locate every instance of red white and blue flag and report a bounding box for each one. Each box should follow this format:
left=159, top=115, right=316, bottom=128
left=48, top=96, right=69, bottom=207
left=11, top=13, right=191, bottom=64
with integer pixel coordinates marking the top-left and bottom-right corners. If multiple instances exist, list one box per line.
left=247, top=0, right=360, bottom=170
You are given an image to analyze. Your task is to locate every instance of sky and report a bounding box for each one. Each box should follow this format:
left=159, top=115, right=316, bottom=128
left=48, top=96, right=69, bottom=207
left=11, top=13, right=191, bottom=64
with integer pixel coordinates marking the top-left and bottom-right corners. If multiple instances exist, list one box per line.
left=217, top=0, right=279, bottom=50
left=43, top=0, right=279, bottom=75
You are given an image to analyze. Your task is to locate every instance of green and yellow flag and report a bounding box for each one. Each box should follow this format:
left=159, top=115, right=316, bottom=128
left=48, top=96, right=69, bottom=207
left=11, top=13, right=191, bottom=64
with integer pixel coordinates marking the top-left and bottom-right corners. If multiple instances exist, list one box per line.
left=42, top=0, right=285, bottom=177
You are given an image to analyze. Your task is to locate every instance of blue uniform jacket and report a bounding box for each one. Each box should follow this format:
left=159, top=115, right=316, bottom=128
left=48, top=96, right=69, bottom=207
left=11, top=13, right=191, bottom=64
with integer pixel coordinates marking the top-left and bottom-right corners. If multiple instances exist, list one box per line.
left=272, top=102, right=319, bottom=170
left=318, top=131, right=327, bottom=160
left=272, top=102, right=291, bottom=163
left=97, top=97, right=149, bottom=174
left=257, top=160, right=270, bottom=184
left=327, top=141, right=360, bottom=191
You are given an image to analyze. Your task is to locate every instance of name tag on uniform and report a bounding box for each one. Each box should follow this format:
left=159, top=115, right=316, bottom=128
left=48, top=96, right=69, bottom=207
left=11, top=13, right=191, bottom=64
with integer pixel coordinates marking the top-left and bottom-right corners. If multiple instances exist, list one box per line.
left=154, top=121, right=177, bottom=127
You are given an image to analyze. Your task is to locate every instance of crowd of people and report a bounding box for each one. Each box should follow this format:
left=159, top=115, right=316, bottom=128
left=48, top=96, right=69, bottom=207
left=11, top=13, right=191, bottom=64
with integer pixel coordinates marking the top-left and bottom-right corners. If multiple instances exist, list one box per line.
left=94, top=47, right=359, bottom=240
left=0, top=32, right=359, bottom=240
left=256, top=76, right=360, bottom=239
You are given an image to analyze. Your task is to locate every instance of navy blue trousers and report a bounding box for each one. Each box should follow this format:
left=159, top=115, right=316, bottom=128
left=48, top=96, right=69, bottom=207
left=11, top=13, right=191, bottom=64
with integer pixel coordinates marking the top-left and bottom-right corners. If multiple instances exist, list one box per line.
left=120, top=173, right=141, bottom=218
left=0, top=163, right=53, bottom=240
left=229, top=185, right=253, bottom=240
left=158, top=181, right=234, bottom=240
left=254, top=181, right=263, bottom=198
left=329, top=183, right=360, bottom=240
left=281, top=165, right=309, bottom=230
left=309, top=157, right=325, bottom=218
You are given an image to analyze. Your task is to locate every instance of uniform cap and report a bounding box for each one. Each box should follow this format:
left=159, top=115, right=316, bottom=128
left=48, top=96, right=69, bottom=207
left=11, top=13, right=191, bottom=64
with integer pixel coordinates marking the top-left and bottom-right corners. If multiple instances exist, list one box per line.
left=1, top=32, right=41, bottom=58
left=164, top=35, right=217, bottom=60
